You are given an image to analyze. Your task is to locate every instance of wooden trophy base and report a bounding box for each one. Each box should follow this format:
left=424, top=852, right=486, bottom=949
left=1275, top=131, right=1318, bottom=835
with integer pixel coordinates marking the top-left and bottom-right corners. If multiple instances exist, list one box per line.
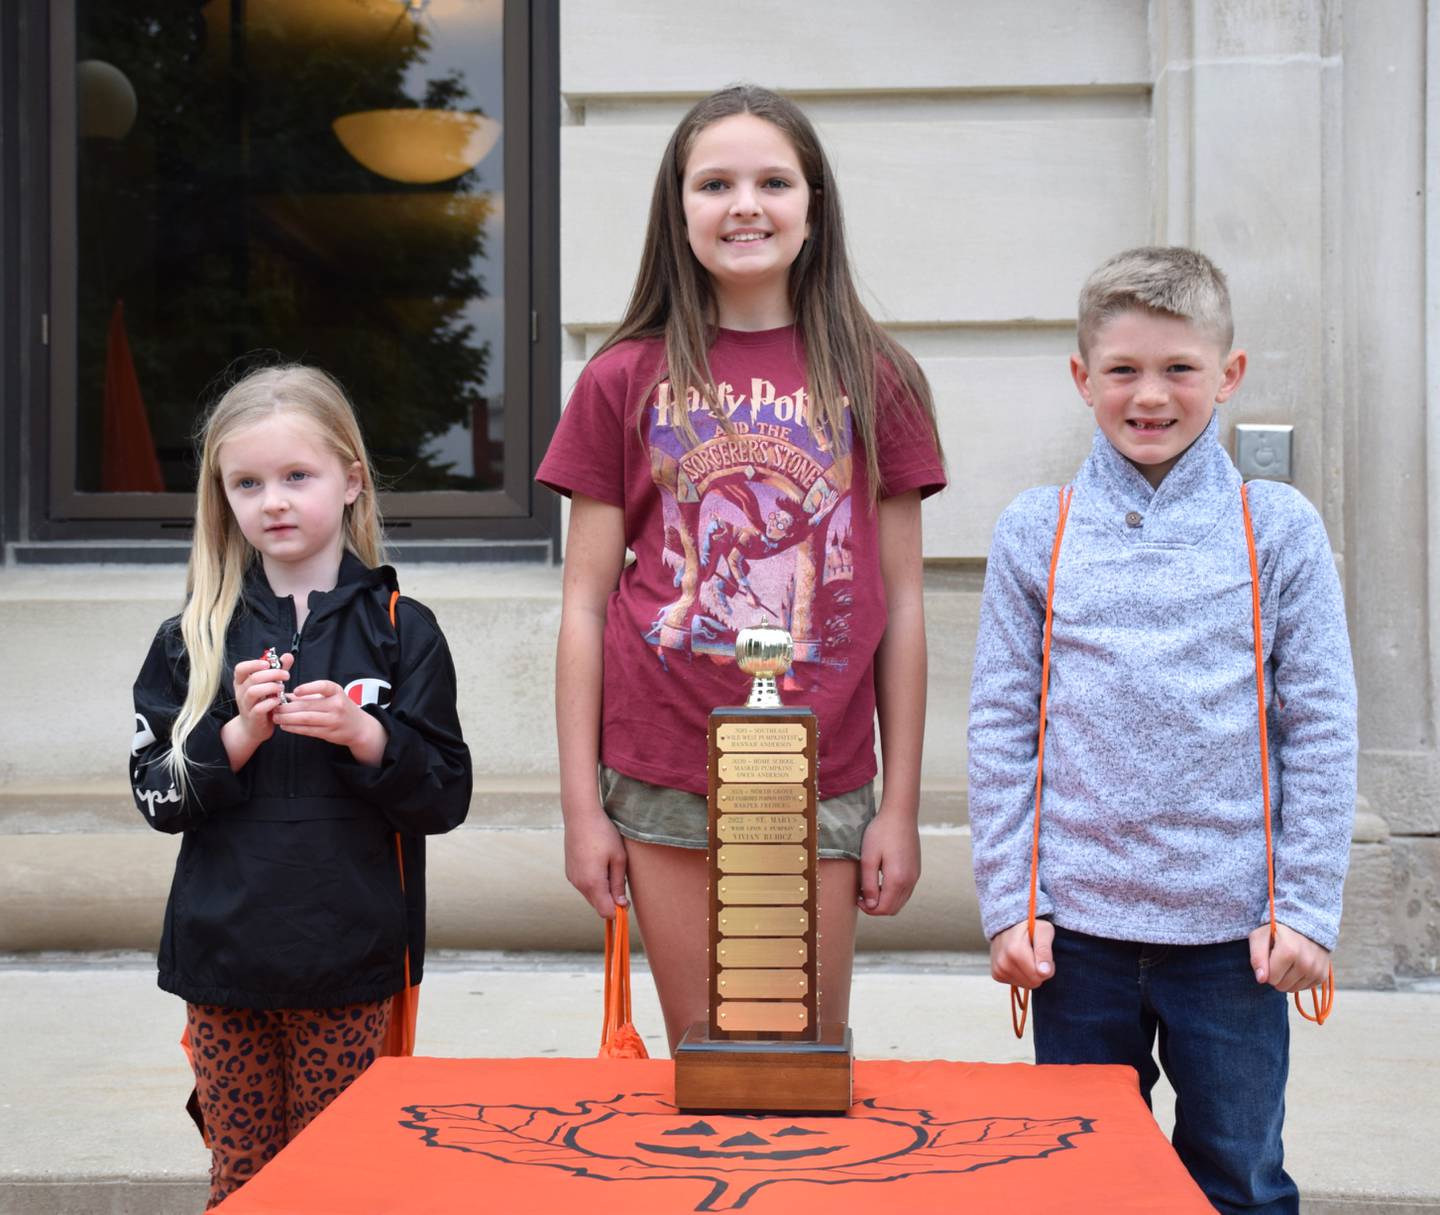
left=673, top=1022, right=853, bottom=1114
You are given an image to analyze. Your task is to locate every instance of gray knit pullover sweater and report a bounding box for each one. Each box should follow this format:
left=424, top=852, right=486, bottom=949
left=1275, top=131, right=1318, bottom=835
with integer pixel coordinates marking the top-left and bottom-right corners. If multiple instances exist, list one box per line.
left=968, top=416, right=1357, bottom=949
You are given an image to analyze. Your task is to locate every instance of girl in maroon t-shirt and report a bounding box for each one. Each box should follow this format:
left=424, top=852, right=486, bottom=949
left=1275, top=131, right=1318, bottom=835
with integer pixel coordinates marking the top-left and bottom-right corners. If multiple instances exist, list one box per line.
left=537, top=84, right=946, bottom=1050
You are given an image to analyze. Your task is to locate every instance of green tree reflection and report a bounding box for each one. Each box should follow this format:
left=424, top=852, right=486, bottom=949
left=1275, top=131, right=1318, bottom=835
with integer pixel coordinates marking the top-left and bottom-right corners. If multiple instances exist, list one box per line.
left=77, top=0, right=497, bottom=494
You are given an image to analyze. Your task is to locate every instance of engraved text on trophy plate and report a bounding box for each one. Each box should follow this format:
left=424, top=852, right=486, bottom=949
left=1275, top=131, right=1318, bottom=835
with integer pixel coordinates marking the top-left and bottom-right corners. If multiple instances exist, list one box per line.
left=718, top=753, right=809, bottom=784
left=717, top=814, right=807, bottom=844
left=717, top=784, right=807, bottom=813
left=715, top=722, right=808, bottom=753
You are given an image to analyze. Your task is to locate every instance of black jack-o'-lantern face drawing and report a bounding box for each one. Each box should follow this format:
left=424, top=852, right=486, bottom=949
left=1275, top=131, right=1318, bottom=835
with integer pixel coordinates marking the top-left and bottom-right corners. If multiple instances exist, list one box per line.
left=401, top=1092, right=1094, bottom=1212
left=578, top=1111, right=922, bottom=1171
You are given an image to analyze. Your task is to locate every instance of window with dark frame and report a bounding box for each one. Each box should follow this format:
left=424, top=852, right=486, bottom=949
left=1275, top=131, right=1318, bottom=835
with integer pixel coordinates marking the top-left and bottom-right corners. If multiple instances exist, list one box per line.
left=29, top=0, right=557, bottom=555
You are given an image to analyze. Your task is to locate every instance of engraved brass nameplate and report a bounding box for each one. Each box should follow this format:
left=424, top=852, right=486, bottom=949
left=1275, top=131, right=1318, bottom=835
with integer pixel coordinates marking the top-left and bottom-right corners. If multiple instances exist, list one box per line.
left=704, top=695, right=820, bottom=1047
left=716, top=722, right=808, bottom=753
left=718, top=753, right=809, bottom=783
left=718, top=875, right=809, bottom=905
left=716, top=784, right=807, bottom=813
left=717, top=814, right=807, bottom=844
left=717, top=907, right=809, bottom=936
left=717, top=845, right=808, bottom=874
left=717, top=938, right=808, bottom=968
left=717, top=969, right=809, bottom=999
left=717, top=1002, right=810, bottom=1033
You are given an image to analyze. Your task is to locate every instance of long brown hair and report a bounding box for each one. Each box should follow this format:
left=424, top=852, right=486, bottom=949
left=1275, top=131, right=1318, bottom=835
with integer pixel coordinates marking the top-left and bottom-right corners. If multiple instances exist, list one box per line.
left=595, top=84, right=942, bottom=500
left=167, top=364, right=384, bottom=797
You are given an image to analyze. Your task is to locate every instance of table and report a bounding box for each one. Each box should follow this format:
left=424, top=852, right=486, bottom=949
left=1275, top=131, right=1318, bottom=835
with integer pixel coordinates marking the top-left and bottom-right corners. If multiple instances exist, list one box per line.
left=216, top=1056, right=1210, bottom=1213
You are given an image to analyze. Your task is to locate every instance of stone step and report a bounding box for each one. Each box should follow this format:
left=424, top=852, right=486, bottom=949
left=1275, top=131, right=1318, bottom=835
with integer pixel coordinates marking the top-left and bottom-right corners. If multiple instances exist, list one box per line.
left=0, top=784, right=981, bottom=953
left=1342, top=804, right=1399, bottom=988
left=0, top=788, right=1395, bottom=982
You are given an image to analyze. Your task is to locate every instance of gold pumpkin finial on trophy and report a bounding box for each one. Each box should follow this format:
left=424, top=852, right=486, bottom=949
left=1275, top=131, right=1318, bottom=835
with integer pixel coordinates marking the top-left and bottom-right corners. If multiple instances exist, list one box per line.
left=735, top=617, right=792, bottom=708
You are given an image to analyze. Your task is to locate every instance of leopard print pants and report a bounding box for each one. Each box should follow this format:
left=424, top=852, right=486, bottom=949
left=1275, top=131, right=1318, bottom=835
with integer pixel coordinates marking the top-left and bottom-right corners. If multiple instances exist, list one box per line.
left=185, top=998, right=391, bottom=1209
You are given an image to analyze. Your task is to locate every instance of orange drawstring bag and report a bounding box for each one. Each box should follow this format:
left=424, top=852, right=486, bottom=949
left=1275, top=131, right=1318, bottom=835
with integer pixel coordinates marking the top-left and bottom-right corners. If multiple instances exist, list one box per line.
left=598, top=906, right=649, bottom=1059
left=1010, top=484, right=1334, bottom=1037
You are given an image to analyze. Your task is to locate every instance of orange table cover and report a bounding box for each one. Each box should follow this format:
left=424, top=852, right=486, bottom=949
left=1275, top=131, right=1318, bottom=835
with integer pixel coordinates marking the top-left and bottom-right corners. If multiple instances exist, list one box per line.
left=215, top=1056, right=1209, bottom=1213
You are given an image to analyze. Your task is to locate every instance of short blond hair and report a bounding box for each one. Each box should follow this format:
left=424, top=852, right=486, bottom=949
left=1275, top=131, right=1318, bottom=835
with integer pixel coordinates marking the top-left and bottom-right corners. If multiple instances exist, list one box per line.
left=1077, top=246, right=1233, bottom=355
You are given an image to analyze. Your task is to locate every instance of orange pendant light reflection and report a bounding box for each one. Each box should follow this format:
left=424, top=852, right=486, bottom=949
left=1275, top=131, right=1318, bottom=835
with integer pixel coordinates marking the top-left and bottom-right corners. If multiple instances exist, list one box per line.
left=332, top=109, right=500, bottom=185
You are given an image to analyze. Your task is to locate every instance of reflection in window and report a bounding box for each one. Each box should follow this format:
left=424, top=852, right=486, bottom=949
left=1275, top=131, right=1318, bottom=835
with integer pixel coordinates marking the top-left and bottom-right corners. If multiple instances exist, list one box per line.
left=75, top=0, right=506, bottom=494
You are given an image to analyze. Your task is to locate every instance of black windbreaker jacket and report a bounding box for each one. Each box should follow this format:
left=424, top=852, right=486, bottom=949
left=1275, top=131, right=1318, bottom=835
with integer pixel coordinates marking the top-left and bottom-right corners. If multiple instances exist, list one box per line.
left=130, top=554, right=472, bottom=1009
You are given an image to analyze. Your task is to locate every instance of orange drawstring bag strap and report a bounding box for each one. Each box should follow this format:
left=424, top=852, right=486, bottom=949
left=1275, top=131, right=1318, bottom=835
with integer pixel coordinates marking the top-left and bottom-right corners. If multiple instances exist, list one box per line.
left=599, top=905, right=649, bottom=1058
left=383, top=831, right=420, bottom=1055
left=381, top=587, right=422, bottom=1056
left=1239, top=484, right=1334, bottom=1025
left=1011, top=485, right=1074, bottom=1038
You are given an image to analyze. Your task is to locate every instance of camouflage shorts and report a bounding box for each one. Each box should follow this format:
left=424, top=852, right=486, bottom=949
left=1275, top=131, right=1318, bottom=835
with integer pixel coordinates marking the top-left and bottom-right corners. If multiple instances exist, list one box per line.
left=599, top=766, right=875, bottom=861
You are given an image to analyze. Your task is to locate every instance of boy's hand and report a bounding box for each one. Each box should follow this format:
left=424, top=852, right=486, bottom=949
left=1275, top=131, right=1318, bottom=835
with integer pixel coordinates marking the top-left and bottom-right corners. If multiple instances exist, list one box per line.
left=1248, top=922, right=1331, bottom=992
left=858, top=808, right=920, bottom=915
left=231, top=653, right=292, bottom=744
left=990, top=918, right=1055, bottom=989
left=273, top=679, right=388, bottom=765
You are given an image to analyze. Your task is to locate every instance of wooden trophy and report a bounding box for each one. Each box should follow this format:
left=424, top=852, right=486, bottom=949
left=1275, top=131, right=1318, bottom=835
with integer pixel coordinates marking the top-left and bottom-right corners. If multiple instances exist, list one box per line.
left=673, top=620, right=854, bottom=1114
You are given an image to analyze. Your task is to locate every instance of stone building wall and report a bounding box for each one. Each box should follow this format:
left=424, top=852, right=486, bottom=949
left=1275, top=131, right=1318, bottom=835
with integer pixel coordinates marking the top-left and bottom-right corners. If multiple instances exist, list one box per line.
left=0, top=1, right=1433, bottom=981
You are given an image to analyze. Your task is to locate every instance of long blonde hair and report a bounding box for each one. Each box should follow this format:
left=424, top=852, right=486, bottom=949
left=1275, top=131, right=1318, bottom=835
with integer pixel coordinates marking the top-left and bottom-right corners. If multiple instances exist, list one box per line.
left=599, top=84, right=942, bottom=500
left=167, top=364, right=384, bottom=798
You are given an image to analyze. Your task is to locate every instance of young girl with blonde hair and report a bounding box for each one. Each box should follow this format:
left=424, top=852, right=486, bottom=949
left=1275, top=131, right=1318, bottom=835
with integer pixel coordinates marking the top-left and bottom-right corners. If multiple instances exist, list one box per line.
left=130, top=364, right=471, bottom=1208
left=538, top=84, right=946, bottom=1049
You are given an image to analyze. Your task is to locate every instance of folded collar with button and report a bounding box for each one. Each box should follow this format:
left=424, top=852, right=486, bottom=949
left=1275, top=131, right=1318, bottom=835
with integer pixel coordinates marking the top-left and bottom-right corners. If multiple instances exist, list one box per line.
left=1073, top=412, right=1240, bottom=547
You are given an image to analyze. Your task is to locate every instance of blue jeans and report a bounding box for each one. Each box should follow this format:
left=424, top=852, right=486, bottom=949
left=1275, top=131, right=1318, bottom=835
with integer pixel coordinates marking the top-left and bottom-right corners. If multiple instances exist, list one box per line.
left=1033, top=927, right=1297, bottom=1214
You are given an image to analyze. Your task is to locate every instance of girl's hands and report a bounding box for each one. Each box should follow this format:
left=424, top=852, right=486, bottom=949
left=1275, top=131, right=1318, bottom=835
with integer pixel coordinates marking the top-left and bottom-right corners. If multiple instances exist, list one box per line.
left=273, top=680, right=388, bottom=766
left=1249, top=922, right=1331, bottom=992
left=857, top=807, right=920, bottom=915
left=231, top=653, right=293, bottom=745
left=565, top=811, right=629, bottom=919
left=990, top=918, right=1055, bottom=989
left=221, top=652, right=293, bottom=771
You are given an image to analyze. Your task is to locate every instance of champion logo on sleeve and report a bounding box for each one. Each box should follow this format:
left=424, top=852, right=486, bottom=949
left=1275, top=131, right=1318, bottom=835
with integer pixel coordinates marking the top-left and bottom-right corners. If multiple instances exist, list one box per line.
left=132, top=712, right=157, bottom=757
left=344, top=677, right=392, bottom=709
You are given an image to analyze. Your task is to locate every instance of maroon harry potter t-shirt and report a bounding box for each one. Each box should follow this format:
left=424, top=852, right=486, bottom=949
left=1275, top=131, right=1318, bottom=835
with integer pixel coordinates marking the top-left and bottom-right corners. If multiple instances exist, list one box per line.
left=536, top=325, right=946, bottom=797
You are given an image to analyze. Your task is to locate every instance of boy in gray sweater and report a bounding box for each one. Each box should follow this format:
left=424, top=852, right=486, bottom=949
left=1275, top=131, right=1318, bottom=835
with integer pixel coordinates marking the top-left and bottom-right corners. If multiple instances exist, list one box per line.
left=968, top=247, right=1357, bottom=1214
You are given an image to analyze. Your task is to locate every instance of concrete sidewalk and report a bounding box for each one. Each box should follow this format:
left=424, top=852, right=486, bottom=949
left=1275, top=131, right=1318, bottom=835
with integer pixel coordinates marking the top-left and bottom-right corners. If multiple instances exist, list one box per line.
left=2, top=952, right=1436, bottom=1215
